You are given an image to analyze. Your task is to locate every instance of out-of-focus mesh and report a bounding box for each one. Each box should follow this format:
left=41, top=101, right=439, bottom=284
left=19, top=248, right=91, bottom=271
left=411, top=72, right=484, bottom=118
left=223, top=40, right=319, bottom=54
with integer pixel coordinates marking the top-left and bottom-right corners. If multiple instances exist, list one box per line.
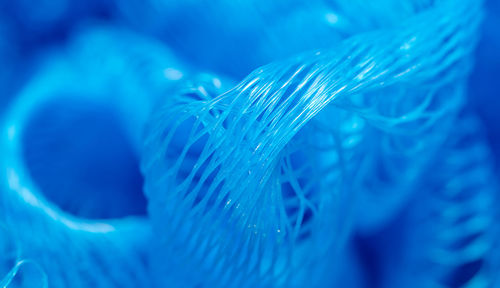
left=0, top=27, right=187, bottom=287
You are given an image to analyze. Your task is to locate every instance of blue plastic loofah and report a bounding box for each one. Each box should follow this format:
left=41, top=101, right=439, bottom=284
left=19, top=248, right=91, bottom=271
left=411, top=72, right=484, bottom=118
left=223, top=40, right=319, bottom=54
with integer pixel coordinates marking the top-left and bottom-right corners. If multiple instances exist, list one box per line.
left=0, top=0, right=499, bottom=287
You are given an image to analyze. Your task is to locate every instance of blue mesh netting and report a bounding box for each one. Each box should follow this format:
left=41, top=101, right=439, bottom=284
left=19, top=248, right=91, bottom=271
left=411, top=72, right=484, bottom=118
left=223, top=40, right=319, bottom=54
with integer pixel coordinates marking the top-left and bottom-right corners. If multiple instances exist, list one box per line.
left=0, top=0, right=499, bottom=287
left=140, top=0, right=498, bottom=286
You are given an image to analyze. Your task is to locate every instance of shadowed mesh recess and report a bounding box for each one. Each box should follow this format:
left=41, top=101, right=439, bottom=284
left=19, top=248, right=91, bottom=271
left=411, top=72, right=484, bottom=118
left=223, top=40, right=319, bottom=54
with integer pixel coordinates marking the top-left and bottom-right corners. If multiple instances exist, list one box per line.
left=21, top=99, right=147, bottom=219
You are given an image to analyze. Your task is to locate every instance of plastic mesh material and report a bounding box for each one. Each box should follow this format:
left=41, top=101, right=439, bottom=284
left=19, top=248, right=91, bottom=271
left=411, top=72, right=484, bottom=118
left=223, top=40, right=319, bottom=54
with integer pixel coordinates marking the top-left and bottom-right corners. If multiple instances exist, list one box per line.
left=1, top=0, right=498, bottom=287
left=141, top=0, right=494, bottom=287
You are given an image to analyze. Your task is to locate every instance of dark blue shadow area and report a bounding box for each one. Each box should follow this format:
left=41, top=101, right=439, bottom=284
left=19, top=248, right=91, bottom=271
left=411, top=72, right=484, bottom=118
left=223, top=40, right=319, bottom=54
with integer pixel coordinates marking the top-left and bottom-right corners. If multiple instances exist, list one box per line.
left=468, top=0, right=500, bottom=169
left=353, top=209, right=409, bottom=288
left=21, top=99, right=147, bottom=219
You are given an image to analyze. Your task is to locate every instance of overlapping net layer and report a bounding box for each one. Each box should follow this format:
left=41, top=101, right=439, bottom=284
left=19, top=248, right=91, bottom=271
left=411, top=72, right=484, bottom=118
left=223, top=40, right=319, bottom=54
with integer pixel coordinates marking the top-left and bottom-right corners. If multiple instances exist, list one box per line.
left=141, top=0, right=498, bottom=287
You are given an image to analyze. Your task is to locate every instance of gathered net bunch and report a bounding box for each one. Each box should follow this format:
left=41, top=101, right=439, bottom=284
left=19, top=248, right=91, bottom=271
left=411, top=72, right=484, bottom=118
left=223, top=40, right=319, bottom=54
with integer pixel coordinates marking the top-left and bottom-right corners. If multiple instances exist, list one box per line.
left=141, top=0, right=498, bottom=287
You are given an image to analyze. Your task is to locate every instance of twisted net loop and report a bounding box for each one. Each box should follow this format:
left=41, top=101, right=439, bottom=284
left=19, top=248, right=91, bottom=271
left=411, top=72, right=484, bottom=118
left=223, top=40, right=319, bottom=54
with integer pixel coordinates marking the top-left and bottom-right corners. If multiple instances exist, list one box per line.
left=142, top=0, right=488, bottom=287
